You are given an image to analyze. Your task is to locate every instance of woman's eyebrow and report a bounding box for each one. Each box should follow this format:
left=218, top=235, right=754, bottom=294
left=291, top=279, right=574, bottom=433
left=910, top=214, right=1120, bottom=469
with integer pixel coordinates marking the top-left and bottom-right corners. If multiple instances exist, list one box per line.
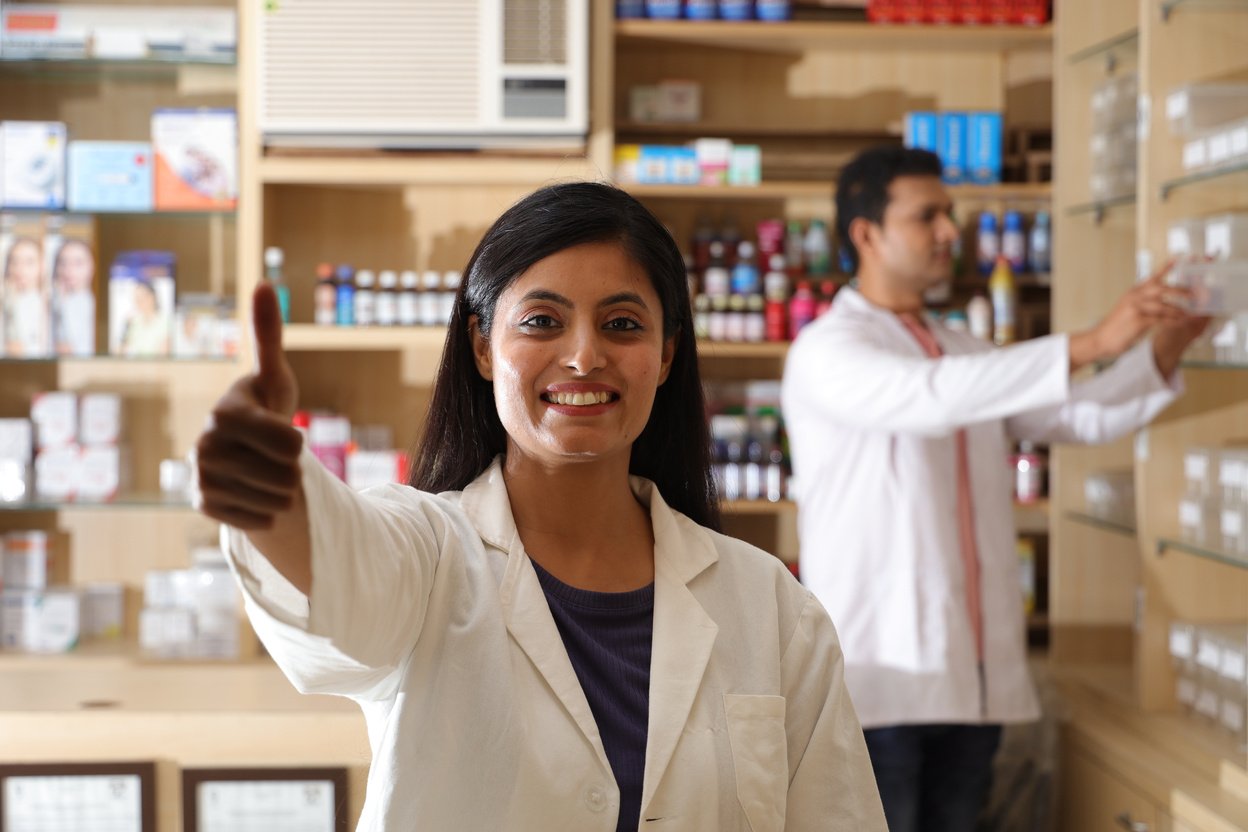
left=514, top=290, right=650, bottom=310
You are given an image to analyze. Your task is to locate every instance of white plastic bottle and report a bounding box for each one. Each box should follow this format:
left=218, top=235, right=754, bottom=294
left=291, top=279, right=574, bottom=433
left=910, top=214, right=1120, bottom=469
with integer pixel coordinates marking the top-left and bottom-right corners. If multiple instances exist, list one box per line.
left=418, top=270, right=441, bottom=326
left=398, top=270, right=420, bottom=326
left=967, top=294, right=992, bottom=341
left=354, top=269, right=376, bottom=326
left=376, top=270, right=398, bottom=326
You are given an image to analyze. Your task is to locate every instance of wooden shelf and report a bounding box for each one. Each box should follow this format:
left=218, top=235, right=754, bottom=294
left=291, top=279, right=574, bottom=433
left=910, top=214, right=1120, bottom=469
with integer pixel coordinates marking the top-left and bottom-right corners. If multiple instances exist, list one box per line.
left=626, top=182, right=1049, bottom=202
left=1014, top=499, right=1051, bottom=534
left=258, top=154, right=599, bottom=188
left=625, top=182, right=832, bottom=200
left=696, top=340, right=790, bottom=359
left=615, top=121, right=902, bottom=139
left=283, top=324, right=449, bottom=352
left=722, top=499, right=796, bottom=516
left=615, top=20, right=1054, bottom=54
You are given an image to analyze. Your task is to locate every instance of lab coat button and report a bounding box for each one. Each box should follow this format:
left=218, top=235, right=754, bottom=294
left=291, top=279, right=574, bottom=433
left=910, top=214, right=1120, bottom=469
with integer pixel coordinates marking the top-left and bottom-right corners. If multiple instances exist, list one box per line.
left=585, top=785, right=607, bottom=812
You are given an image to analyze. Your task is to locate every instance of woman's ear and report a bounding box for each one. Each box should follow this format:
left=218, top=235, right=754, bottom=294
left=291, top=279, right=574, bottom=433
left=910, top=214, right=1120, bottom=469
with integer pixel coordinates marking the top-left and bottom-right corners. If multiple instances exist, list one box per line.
left=657, top=333, right=677, bottom=386
left=469, top=315, right=493, bottom=381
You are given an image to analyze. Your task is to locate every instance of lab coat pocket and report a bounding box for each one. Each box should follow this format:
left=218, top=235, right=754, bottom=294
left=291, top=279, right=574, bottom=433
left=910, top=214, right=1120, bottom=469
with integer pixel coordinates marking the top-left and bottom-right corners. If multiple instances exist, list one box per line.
left=724, top=693, right=788, bottom=832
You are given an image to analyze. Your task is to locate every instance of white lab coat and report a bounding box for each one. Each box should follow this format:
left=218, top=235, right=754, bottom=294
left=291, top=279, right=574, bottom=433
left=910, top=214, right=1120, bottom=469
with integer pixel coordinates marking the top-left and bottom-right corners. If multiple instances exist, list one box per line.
left=222, top=452, right=886, bottom=831
left=781, top=288, right=1181, bottom=729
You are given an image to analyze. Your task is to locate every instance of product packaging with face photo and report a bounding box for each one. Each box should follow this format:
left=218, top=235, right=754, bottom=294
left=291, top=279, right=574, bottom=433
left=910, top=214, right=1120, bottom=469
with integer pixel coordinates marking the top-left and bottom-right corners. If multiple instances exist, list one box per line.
left=109, top=250, right=176, bottom=357
left=46, top=214, right=97, bottom=357
left=0, top=212, right=53, bottom=357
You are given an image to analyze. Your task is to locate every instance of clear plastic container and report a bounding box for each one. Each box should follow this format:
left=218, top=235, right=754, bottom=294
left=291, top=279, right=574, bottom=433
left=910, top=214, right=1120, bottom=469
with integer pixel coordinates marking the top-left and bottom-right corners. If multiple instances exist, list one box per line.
left=1084, top=469, right=1135, bottom=525
left=1168, top=218, right=1206, bottom=257
left=1165, top=84, right=1248, bottom=137
left=1168, top=260, right=1248, bottom=314
left=1203, top=213, right=1248, bottom=261
left=1179, top=494, right=1219, bottom=547
left=1185, top=447, right=1218, bottom=498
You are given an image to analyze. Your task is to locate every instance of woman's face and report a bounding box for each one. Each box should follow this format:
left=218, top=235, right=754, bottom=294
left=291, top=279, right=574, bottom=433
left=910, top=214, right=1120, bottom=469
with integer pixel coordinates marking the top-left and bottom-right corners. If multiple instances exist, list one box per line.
left=5, top=240, right=41, bottom=291
left=55, top=242, right=93, bottom=292
left=134, top=283, right=157, bottom=316
left=471, top=241, right=675, bottom=470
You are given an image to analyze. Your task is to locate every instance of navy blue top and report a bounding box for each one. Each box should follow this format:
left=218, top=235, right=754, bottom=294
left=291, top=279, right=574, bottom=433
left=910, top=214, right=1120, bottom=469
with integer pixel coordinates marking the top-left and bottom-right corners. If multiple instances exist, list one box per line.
left=530, top=559, right=654, bottom=832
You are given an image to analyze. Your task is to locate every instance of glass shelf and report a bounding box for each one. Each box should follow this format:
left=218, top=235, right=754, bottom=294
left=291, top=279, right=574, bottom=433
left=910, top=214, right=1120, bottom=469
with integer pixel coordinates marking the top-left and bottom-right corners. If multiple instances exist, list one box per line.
left=1065, top=511, right=1137, bottom=537
left=0, top=354, right=234, bottom=365
left=1156, top=537, right=1248, bottom=569
left=1, top=207, right=236, bottom=218
left=1066, top=194, right=1136, bottom=221
left=1181, top=360, right=1248, bottom=370
left=0, top=54, right=235, bottom=75
left=1161, top=0, right=1248, bottom=21
left=0, top=493, right=192, bottom=513
left=1067, top=29, right=1140, bottom=65
left=1160, top=159, right=1248, bottom=199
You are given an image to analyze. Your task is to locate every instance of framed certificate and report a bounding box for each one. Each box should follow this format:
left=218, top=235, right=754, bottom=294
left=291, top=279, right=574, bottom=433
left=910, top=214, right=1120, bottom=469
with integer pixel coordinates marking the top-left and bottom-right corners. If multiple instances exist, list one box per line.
left=181, top=768, right=348, bottom=832
left=0, top=762, right=156, bottom=832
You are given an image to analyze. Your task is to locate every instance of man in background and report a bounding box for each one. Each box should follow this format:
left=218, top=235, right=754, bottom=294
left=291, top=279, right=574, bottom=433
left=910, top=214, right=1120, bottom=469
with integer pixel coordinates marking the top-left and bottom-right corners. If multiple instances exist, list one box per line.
left=781, top=145, right=1208, bottom=831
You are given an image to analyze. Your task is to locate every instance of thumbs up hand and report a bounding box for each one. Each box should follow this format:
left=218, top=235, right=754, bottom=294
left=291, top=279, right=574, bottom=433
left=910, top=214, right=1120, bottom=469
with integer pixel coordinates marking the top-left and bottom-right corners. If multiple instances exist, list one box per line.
left=194, top=283, right=304, bottom=530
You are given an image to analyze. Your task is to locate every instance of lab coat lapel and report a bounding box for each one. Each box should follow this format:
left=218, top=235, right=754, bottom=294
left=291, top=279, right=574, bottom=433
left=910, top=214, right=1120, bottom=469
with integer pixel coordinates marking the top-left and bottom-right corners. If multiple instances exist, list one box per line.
left=464, top=460, right=613, bottom=776
left=498, top=534, right=614, bottom=775
left=639, top=483, right=719, bottom=814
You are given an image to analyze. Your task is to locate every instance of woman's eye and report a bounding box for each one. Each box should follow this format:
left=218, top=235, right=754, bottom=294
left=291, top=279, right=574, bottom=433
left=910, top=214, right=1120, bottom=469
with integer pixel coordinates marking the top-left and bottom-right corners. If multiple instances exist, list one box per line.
left=605, top=317, right=642, bottom=332
left=520, top=314, right=557, bottom=329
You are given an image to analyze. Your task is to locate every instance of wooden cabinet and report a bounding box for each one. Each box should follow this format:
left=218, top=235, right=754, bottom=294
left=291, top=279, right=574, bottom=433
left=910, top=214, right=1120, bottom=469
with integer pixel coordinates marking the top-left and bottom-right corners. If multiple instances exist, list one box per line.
left=1051, top=0, right=1248, bottom=827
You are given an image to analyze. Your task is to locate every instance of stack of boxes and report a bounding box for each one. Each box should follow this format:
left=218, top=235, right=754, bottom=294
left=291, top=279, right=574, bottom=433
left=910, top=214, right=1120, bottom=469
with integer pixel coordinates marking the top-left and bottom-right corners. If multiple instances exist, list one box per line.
left=1180, top=445, right=1248, bottom=562
left=0, top=530, right=124, bottom=654
left=1170, top=620, right=1248, bottom=743
left=31, top=392, right=125, bottom=503
left=139, top=547, right=239, bottom=660
left=904, top=110, right=1004, bottom=185
left=1089, top=72, right=1138, bottom=202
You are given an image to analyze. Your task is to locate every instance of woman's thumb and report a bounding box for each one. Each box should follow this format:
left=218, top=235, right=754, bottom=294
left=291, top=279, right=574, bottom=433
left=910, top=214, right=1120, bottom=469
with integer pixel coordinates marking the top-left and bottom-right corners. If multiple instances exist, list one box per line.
left=252, top=283, right=290, bottom=401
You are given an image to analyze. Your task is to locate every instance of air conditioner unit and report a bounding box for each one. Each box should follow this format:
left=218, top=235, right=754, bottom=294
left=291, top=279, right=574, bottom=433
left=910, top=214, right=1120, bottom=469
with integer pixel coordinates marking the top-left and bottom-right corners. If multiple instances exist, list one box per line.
left=258, top=0, right=588, bottom=150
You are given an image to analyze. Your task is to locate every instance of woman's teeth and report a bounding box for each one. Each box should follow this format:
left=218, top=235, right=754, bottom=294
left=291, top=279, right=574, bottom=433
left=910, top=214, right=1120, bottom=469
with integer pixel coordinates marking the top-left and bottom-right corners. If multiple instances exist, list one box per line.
left=546, top=391, right=613, bottom=406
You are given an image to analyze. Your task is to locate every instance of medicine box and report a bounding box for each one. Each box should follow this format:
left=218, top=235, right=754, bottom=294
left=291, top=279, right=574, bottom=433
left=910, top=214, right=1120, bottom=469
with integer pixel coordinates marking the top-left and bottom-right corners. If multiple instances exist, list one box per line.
left=2, top=530, right=49, bottom=590
left=82, top=583, right=124, bottom=639
left=1166, top=84, right=1248, bottom=137
left=78, top=445, right=124, bottom=501
left=79, top=392, right=121, bottom=446
left=938, top=112, right=968, bottom=185
left=47, top=213, right=97, bottom=358
left=0, top=211, right=54, bottom=358
left=1170, top=261, right=1248, bottom=315
left=151, top=108, right=237, bottom=211
left=0, top=418, right=33, bottom=462
left=31, top=391, right=77, bottom=450
left=1204, top=213, right=1248, bottom=261
left=67, top=141, right=154, bottom=212
left=966, top=111, right=1002, bottom=185
left=728, top=145, right=761, bottom=187
left=108, top=250, right=176, bottom=357
left=636, top=145, right=671, bottom=185
left=1, top=588, right=80, bottom=653
left=693, top=138, right=733, bottom=186
left=34, top=444, right=78, bottom=501
left=0, top=121, right=67, bottom=209
left=904, top=112, right=939, bottom=154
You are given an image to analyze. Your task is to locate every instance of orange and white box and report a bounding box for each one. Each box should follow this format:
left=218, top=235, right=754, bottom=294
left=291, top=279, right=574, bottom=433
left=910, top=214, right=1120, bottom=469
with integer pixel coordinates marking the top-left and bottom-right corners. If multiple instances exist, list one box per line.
left=151, top=108, right=237, bottom=211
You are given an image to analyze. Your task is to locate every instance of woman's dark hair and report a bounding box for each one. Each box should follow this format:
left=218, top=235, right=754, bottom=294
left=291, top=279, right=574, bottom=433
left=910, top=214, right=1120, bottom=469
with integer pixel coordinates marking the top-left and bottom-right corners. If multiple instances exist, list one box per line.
left=835, top=145, right=943, bottom=274
left=410, top=181, right=720, bottom=531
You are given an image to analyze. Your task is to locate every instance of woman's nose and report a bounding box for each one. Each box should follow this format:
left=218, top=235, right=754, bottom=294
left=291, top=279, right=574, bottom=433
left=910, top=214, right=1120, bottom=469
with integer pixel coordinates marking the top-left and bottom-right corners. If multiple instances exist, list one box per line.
left=563, top=326, right=607, bottom=375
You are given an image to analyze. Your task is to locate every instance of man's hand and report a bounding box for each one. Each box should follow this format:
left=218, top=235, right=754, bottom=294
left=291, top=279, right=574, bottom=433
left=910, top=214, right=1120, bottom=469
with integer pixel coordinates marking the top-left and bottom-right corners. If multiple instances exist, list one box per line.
left=1152, top=312, right=1213, bottom=380
left=1069, top=260, right=1192, bottom=372
left=194, top=283, right=303, bottom=530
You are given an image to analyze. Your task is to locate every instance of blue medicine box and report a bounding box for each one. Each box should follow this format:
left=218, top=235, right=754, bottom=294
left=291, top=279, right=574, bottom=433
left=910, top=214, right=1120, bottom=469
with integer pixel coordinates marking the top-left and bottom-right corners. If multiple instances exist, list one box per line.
left=967, top=111, right=1003, bottom=185
left=904, top=112, right=939, bottom=154
left=68, top=142, right=154, bottom=212
left=637, top=146, right=672, bottom=185
left=938, top=112, right=968, bottom=184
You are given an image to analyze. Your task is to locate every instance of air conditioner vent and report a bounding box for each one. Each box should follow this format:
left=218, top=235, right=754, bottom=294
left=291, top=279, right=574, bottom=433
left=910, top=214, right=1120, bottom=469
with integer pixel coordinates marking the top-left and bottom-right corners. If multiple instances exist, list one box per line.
left=504, top=0, right=566, bottom=65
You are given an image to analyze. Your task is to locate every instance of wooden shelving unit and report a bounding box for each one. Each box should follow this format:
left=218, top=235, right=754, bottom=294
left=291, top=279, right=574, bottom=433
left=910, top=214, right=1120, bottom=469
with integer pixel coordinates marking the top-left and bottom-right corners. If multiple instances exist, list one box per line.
left=614, top=19, right=1054, bottom=53
left=1051, top=0, right=1248, bottom=827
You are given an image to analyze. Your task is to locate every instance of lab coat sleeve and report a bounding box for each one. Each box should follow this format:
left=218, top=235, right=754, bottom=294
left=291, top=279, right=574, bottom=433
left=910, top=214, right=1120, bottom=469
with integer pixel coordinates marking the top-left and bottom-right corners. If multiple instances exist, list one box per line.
left=781, top=594, right=888, bottom=830
left=782, top=323, right=1071, bottom=437
left=221, top=446, right=447, bottom=700
left=1005, top=338, right=1184, bottom=444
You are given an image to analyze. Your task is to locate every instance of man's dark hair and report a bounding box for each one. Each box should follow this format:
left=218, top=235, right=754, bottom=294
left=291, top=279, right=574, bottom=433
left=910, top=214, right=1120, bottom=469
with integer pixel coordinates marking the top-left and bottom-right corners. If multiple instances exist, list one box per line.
left=835, top=145, right=943, bottom=274
left=410, top=181, right=721, bottom=531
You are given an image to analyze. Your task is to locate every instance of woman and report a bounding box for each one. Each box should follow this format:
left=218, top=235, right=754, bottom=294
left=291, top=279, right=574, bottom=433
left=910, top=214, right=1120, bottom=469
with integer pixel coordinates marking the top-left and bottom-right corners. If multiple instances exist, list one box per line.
left=195, top=182, right=884, bottom=831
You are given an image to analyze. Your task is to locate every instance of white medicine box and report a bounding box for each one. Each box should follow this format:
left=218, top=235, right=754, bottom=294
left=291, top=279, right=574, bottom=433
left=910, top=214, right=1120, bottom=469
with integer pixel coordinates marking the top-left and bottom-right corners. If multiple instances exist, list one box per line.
left=79, top=392, right=121, bottom=446
left=0, top=121, right=67, bottom=209
left=30, top=391, right=76, bottom=449
left=1166, top=84, right=1248, bottom=137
